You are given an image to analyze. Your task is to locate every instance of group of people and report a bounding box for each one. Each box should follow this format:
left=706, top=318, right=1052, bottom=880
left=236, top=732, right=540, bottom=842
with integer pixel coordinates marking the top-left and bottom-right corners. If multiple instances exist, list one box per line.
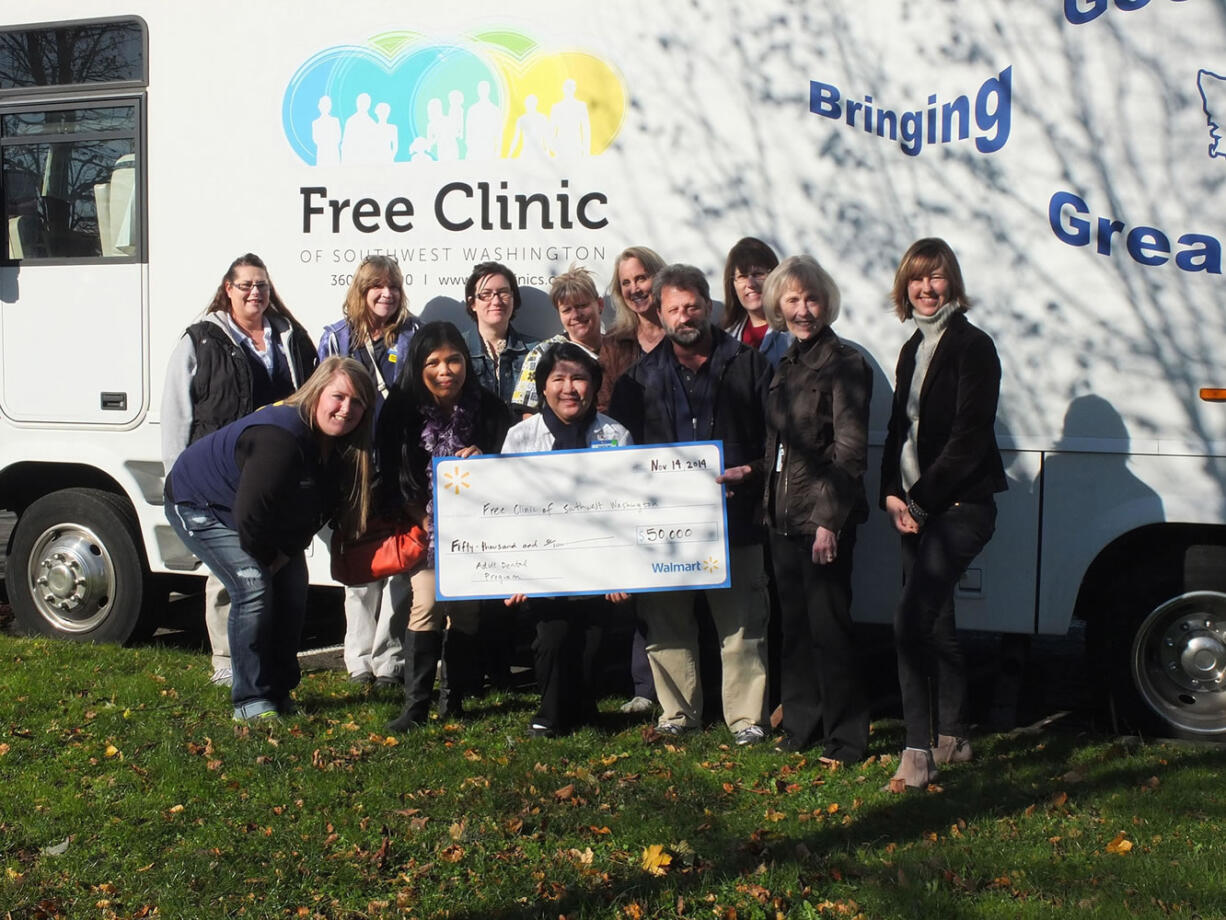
left=160, top=235, right=1004, bottom=792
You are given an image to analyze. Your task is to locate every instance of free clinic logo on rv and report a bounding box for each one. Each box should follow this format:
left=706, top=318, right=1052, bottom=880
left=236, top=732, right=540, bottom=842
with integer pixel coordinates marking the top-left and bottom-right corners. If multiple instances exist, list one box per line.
left=281, top=28, right=626, bottom=166
left=281, top=28, right=624, bottom=239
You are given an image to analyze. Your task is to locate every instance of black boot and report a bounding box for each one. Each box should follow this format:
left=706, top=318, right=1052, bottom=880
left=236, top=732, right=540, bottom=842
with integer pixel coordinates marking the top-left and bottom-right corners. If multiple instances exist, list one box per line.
left=387, top=630, right=443, bottom=732
left=438, top=628, right=477, bottom=719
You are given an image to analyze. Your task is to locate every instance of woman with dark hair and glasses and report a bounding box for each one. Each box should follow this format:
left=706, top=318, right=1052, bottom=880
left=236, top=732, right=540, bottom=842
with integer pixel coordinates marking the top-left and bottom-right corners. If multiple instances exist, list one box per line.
left=459, top=261, right=540, bottom=407
left=377, top=321, right=512, bottom=731
left=319, top=255, right=422, bottom=690
left=162, top=253, right=317, bottom=688
left=880, top=238, right=1006, bottom=791
left=721, top=237, right=789, bottom=367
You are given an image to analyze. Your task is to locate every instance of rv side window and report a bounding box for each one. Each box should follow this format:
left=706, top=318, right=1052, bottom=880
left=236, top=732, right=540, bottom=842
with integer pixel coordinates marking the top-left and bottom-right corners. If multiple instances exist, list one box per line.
left=1, top=104, right=140, bottom=261
left=0, top=19, right=145, bottom=90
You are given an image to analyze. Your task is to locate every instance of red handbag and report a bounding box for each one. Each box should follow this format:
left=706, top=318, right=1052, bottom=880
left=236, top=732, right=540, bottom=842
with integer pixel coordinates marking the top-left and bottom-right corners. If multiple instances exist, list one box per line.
left=330, top=517, right=429, bottom=585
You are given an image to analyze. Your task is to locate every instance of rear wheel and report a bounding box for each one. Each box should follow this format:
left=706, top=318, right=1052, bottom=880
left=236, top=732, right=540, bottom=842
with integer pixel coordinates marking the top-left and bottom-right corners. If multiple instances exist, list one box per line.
left=8, top=488, right=158, bottom=644
left=1129, top=590, right=1226, bottom=738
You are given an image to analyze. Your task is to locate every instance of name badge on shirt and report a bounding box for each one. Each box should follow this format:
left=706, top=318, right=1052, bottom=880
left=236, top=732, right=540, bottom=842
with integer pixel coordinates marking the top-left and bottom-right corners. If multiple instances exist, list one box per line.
left=592, top=437, right=620, bottom=448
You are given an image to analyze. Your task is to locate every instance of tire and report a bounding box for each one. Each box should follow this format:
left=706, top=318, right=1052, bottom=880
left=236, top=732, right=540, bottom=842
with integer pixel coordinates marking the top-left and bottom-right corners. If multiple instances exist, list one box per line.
left=1126, top=589, right=1226, bottom=740
left=7, top=488, right=157, bottom=644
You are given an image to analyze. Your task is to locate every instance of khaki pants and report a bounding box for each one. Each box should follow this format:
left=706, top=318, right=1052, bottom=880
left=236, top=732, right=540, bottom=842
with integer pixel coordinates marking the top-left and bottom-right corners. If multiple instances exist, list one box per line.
left=407, top=567, right=479, bottom=635
left=205, top=572, right=230, bottom=672
left=639, top=544, right=770, bottom=733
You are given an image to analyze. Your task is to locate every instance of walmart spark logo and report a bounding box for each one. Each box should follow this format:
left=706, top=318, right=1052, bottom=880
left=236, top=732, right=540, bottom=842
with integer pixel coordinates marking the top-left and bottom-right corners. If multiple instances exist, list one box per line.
left=282, top=27, right=626, bottom=166
left=650, top=557, right=724, bottom=575
left=442, top=467, right=471, bottom=496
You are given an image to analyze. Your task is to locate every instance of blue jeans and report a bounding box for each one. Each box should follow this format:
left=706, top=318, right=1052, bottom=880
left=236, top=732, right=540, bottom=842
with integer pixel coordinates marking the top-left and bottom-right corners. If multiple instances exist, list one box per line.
left=166, top=499, right=308, bottom=718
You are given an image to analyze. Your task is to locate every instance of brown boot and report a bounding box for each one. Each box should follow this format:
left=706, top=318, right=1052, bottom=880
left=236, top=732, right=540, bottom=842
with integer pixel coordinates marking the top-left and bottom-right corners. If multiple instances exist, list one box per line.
left=932, top=734, right=972, bottom=765
left=884, top=748, right=938, bottom=793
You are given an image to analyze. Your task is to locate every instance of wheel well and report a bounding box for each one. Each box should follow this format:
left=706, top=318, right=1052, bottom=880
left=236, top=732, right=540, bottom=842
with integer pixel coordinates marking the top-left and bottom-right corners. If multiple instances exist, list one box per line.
left=1074, top=523, right=1226, bottom=624
left=0, top=462, right=128, bottom=516
left=0, top=465, right=136, bottom=562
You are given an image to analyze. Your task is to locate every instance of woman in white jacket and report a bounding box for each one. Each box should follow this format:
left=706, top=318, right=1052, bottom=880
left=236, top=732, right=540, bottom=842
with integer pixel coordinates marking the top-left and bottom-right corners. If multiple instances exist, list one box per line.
left=503, top=342, right=632, bottom=736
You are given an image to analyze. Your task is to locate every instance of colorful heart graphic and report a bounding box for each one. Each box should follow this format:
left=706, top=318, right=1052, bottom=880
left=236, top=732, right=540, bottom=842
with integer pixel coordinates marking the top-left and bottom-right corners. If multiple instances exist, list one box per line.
left=281, top=29, right=626, bottom=166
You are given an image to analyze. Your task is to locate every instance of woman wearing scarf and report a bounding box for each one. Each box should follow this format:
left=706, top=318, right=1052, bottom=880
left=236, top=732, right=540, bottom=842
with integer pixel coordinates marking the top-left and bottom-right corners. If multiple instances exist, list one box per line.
left=880, top=238, right=1006, bottom=791
left=503, top=343, right=632, bottom=736
left=377, top=322, right=512, bottom=731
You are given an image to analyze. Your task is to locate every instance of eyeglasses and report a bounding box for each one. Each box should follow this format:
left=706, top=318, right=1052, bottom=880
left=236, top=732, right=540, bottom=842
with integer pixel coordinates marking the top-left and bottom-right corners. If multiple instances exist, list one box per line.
left=475, top=288, right=513, bottom=302
left=230, top=281, right=270, bottom=293
left=733, top=269, right=769, bottom=285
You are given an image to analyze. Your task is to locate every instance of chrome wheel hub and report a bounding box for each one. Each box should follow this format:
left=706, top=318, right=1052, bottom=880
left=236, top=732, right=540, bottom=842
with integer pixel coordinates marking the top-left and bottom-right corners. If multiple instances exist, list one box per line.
left=27, top=525, right=116, bottom=633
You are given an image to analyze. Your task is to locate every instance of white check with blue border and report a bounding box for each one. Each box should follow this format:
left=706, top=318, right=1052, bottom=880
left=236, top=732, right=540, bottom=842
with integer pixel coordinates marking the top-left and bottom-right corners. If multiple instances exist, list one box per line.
left=432, top=441, right=731, bottom=600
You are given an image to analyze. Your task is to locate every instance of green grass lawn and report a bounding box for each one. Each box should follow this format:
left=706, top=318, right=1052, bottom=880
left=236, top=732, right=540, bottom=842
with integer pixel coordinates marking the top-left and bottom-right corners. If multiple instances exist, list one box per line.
left=1, top=635, right=1222, bottom=919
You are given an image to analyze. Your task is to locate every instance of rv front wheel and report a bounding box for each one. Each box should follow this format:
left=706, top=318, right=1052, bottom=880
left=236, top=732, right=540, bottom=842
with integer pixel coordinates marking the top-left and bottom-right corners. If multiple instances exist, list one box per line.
left=8, top=488, right=155, bottom=643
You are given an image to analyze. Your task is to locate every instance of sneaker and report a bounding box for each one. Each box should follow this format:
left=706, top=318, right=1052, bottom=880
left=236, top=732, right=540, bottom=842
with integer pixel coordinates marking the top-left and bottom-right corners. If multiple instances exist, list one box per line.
left=734, top=725, right=767, bottom=746
left=656, top=722, right=696, bottom=736
left=347, top=671, right=375, bottom=685
left=620, top=695, right=655, bottom=714
left=234, top=709, right=280, bottom=723
left=527, top=722, right=556, bottom=738
left=210, top=666, right=233, bottom=687
left=374, top=674, right=401, bottom=689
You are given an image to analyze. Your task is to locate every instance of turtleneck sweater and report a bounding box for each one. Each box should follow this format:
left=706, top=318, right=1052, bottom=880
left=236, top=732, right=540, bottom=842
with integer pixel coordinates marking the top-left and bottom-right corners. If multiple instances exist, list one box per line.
left=899, top=302, right=959, bottom=496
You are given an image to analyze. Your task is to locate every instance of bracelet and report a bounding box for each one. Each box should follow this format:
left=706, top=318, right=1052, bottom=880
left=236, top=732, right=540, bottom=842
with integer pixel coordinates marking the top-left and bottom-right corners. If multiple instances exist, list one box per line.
left=906, top=498, right=929, bottom=527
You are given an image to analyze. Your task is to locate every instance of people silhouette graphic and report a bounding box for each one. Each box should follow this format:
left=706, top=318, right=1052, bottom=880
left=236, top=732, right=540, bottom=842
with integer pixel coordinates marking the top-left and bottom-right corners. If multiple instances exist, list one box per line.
left=549, top=79, right=591, bottom=158
left=507, top=94, right=550, bottom=160
left=373, top=101, right=398, bottom=163
left=312, top=95, right=341, bottom=166
left=341, top=92, right=381, bottom=165
left=464, top=80, right=504, bottom=160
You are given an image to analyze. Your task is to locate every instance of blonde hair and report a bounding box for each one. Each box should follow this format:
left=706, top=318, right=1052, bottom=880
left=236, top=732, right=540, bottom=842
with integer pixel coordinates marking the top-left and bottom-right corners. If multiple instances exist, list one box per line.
left=889, top=237, right=971, bottom=321
left=343, top=255, right=412, bottom=348
left=606, top=246, right=665, bottom=338
left=549, top=263, right=600, bottom=310
left=762, top=256, right=842, bottom=331
left=285, top=357, right=375, bottom=539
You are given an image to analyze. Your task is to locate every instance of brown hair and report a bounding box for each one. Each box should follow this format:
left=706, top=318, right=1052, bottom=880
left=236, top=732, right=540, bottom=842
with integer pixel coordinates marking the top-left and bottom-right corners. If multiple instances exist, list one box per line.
left=889, top=238, right=971, bottom=321
left=720, top=237, right=780, bottom=331
left=342, top=255, right=412, bottom=348
left=205, top=253, right=300, bottom=325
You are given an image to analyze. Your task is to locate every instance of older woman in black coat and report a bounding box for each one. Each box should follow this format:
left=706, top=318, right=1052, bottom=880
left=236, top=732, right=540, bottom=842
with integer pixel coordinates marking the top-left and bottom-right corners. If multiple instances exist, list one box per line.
left=719, top=255, right=872, bottom=763
left=881, top=238, right=1006, bottom=791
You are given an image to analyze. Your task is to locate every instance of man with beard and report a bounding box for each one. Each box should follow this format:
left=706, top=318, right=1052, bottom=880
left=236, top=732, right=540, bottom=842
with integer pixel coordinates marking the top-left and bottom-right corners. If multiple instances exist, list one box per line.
left=608, top=263, right=773, bottom=745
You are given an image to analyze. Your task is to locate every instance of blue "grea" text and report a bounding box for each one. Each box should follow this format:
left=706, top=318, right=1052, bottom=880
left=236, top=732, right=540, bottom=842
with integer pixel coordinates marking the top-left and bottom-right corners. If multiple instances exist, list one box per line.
left=1049, top=190, right=1221, bottom=273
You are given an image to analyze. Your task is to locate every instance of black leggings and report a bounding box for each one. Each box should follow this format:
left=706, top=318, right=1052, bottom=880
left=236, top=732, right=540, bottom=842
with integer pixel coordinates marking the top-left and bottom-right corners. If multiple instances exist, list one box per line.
left=895, top=501, right=996, bottom=749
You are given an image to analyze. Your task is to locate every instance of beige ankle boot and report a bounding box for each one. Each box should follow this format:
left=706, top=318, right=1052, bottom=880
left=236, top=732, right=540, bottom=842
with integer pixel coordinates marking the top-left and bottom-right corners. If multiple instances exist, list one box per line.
left=885, top=747, right=938, bottom=792
left=932, top=734, right=972, bottom=765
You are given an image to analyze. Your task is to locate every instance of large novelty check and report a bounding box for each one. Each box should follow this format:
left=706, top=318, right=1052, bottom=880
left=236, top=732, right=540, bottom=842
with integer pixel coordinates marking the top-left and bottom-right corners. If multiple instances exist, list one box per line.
left=432, top=442, right=731, bottom=600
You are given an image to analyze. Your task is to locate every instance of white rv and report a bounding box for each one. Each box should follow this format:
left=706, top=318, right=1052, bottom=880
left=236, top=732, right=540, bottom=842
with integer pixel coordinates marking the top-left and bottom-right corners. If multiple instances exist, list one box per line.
left=1, top=0, right=1223, bottom=740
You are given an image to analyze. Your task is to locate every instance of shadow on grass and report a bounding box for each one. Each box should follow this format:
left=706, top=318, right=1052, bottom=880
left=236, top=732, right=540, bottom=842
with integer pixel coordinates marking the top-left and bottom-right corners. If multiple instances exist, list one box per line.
left=441, top=729, right=1226, bottom=919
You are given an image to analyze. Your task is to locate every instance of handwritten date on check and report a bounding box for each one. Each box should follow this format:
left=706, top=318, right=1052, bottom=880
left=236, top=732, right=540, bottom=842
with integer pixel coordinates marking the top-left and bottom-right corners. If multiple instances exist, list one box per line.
left=432, top=442, right=731, bottom=600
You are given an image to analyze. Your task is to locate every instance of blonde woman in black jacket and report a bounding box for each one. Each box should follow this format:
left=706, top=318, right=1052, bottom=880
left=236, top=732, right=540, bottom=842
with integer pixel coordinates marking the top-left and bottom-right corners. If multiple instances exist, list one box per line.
left=880, top=238, right=1006, bottom=791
